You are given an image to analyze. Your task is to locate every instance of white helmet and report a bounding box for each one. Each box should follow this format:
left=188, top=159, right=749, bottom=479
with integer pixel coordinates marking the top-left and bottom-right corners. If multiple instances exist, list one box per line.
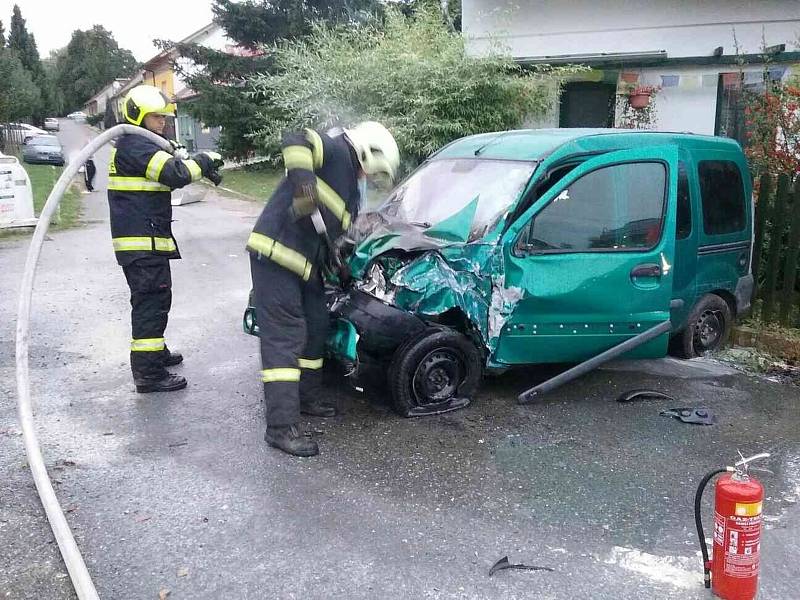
left=343, top=121, right=400, bottom=181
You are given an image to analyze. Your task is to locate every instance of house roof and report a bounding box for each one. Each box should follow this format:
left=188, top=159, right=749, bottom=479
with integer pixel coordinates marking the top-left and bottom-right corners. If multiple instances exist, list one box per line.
left=433, top=128, right=741, bottom=161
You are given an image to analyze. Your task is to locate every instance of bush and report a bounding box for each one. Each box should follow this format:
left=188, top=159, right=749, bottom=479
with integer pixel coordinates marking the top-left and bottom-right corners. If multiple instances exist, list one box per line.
left=745, top=78, right=800, bottom=175
left=86, top=113, right=104, bottom=126
left=247, top=7, right=579, bottom=170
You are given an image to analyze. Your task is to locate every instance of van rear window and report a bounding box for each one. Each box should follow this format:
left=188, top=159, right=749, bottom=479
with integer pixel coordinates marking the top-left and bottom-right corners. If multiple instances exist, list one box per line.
left=698, top=161, right=746, bottom=235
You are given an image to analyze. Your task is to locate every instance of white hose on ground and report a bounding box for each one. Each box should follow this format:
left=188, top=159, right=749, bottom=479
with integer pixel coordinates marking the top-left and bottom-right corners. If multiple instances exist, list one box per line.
left=15, top=124, right=174, bottom=600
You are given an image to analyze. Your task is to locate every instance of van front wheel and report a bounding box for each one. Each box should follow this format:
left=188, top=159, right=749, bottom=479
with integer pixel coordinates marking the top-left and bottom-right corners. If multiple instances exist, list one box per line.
left=389, top=329, right=483, bottom=417
left=670, top=294, right=732, bottom=358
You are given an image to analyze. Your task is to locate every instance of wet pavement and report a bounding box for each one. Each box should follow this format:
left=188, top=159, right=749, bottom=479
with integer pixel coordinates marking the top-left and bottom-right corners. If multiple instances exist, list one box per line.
left=1, top=120, right=799, bottom=599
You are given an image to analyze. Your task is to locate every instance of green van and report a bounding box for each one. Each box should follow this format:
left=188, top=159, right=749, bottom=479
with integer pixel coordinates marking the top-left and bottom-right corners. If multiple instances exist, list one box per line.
left=244, top=129, right=753, bottom=416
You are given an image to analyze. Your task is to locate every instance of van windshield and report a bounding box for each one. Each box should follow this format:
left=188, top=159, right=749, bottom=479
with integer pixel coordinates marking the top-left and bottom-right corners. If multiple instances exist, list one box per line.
left=375, top=158, right=535, bottom=242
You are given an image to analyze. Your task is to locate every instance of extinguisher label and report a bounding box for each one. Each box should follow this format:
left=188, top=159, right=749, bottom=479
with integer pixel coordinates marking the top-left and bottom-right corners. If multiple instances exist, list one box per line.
left=715, top=510, right=761, bottom=578
left=735, top=501, right=762, bottom=516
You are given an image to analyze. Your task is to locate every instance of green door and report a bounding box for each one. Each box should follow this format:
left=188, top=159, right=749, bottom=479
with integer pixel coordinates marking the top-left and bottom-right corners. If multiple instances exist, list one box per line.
left=493, top=146, right=679, bottom=365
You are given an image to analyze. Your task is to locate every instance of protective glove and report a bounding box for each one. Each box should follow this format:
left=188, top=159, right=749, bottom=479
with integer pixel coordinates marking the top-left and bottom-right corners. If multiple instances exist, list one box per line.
left=336, top=261, right=353, bottom=287
left=288, top=182, right=318, bottom=221
left=200, top=151, right=224, bottom=169
left=169, top=140, right=189, bottom=160
left=192, top=152, right=224, bottom=185
left=207, top=169, right=223, bottom=186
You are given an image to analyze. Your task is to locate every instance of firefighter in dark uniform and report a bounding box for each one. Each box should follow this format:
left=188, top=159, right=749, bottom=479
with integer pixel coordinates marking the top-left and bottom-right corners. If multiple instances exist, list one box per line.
left=247, top=122, right=399, bottom=457
left=109, top=84, right=223, bottom=393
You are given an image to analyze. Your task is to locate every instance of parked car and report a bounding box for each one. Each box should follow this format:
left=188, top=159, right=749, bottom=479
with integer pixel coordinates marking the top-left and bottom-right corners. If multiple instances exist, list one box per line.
left=243, top=129, right=753, bottom=416
left=22, top=135, right=65, bottom=166
left=1, top=122, right=48, bottom=144
left=67, top=111, right=87, bottom=122
left=44, top=117, right=60, bottom=131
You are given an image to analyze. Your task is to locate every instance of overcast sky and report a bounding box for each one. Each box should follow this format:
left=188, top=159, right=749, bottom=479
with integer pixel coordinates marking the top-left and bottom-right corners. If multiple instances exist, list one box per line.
left=0, top=0, right=215, bottom=61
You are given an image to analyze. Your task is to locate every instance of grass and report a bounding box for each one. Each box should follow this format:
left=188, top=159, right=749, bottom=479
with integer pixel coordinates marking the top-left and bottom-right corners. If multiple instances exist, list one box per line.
left=214, top=165, right=283, bottom=202
left=27, top=161, right=83, bottom=228
left=0, top=155, right=83, bottom=238
left=211, top=164, right=392, bottom=211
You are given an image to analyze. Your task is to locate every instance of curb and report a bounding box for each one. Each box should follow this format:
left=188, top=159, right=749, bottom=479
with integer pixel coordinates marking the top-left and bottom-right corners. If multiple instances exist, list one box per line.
left=731, top=325, right=800, bottom=362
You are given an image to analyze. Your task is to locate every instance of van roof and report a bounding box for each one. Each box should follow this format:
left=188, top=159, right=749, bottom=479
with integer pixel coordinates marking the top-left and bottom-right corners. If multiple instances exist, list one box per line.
left=433, top=128, right=743, bottom=162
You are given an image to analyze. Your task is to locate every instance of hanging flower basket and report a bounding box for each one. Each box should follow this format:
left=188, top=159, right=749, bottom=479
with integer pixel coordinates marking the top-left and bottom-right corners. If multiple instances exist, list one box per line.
left=628, top=86, right=658, bottom=109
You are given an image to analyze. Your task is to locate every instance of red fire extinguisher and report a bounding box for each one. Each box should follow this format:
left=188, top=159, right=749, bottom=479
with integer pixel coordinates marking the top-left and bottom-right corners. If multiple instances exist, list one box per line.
left=694, top=452, right=771, bottom=600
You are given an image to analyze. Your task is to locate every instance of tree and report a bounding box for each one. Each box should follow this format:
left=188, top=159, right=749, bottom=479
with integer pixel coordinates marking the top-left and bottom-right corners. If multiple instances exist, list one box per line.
left=8, top=4, right=41, bottom=75
left=212, top=0, right=381, bottom=47
left=248, top=7, right=572, bottom=167
left=159, top=0, right=383, bottom=158
left=397, top=0, right=462, bottom=31
left=0, top=18, right=5, bottom=47
left=0, top=48, right=41, bottom=123
left=55, top=25, right=138, bottom=112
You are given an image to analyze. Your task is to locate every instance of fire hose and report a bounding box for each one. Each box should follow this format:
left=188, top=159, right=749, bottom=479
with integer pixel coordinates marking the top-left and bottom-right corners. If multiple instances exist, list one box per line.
left=15, top=124, right=177, bottom=599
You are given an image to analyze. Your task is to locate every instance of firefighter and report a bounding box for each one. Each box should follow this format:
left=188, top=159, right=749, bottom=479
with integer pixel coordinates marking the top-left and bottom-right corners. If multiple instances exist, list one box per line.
left=247, top=122, right=399, bottom=457
left=109, top=84, right=223, bottom=393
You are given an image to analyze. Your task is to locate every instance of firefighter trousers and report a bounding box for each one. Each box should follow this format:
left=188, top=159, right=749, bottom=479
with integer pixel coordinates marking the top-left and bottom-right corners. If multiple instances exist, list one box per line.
left=122, top=257, right=172, bottom=380
left=250, top=255, right=327, bottom=427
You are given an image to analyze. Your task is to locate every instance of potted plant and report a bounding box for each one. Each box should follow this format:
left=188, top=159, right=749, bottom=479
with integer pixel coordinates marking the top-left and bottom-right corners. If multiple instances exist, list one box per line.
left=628, top=85, right=659, bottom=109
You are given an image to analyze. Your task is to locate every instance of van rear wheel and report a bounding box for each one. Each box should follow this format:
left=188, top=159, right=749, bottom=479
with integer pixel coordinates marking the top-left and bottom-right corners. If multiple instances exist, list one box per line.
left=670, top=294, right=732, bottom=358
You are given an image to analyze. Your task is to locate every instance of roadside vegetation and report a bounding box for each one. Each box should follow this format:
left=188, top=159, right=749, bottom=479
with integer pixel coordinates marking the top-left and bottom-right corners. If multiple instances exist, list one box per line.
left=0, top=159, right=82, bottom=239
left=213, top=165, right=282, bottom=202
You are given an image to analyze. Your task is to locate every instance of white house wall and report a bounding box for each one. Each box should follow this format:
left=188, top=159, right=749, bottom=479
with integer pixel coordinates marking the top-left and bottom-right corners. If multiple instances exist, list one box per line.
left=464, top=1, right=800, bottom=59
left=174, top=24, right=232, bottom=97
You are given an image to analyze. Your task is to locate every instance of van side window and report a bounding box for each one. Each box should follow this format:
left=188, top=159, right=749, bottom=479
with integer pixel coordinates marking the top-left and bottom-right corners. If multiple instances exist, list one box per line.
left=698, top=160, right=745, bottom=235
left=677, top=162, right=691, bottom=239
left=527, top=162, right=666, bottom=252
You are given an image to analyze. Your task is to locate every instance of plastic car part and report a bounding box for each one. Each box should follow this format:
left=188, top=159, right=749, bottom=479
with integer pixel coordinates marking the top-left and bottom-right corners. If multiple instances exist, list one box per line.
left=388, top=328, right=482, bottom=417
left=617, top=389, right=676, bottom=403
left=330, top=289, right=427, bottom=356
left=489, top=556, right=555, bottom=577
left=660, top=407, right=717, bottom=425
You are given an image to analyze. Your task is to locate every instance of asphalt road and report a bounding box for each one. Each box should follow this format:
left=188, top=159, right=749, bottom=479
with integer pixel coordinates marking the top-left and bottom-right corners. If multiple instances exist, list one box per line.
left=1, top=119, right=799, bottom=599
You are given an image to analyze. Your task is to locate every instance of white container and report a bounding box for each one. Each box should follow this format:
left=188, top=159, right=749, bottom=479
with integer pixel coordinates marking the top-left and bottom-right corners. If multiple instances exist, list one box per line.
left=0, top=153, right=37, bottom=228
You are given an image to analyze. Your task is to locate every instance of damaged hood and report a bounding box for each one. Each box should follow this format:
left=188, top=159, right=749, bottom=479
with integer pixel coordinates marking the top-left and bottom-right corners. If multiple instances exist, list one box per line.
left=343, top=157, right=535, bottom=353
left=351, top=236, right=523, bottom=353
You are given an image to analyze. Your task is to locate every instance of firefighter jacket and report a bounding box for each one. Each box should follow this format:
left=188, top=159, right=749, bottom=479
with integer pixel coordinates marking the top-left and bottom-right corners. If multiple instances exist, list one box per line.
left=107, top=133, right=213, bottom=266
left=246, top=129, right=361, bottom=281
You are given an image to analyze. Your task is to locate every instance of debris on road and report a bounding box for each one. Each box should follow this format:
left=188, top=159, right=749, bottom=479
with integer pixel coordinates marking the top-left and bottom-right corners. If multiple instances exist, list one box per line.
left=617, top=389, right=676, bottom=403
left=660, top=407, right=716, bottom=425
left=488, top=555, right=555, bottom=577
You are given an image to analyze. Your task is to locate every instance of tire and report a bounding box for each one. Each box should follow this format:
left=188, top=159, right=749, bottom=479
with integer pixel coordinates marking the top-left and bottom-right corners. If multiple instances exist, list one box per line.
left=670, top=294, right=732, bottom=359
left=388, top=328, right=483, bottom=417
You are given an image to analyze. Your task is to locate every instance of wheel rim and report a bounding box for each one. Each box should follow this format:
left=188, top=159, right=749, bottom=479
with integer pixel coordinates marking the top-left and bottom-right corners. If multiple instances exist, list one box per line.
left=692, top=309, right=724, bottom=353
left=411, top=349, right=464, bottom=407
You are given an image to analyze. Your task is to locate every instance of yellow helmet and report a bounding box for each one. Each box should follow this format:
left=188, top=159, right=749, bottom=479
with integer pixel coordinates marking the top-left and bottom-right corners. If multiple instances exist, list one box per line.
left=122, top=84, right=176, bottom=126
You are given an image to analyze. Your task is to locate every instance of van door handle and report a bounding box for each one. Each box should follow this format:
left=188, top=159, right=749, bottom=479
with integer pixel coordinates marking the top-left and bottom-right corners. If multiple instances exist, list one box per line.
left=630, top=263, right=662, bottom=278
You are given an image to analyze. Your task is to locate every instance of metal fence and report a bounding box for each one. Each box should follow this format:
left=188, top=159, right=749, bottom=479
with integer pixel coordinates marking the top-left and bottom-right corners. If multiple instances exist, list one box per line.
left=753, top=173, right=800, bottom=326
left=0, top=124, right=29, bottom=155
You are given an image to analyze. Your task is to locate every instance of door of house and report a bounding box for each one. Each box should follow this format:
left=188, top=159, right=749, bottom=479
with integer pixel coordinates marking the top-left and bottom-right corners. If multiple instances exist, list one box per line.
left=559, top=82, right=617, bottom=128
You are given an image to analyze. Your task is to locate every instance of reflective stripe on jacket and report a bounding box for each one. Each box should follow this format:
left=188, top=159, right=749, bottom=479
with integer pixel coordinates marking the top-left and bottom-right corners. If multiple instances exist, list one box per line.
left=246, top=129, right=361, bottom=280
left=107, top=134, right=203, bottom=266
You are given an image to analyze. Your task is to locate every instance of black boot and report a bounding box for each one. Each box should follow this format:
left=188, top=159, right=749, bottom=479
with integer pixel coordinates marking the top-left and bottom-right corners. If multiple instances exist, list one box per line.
left=264, top=425, right=319, bottom=457
left=163, top=349, right=183, bottom=367
left=135, top=373, right=187, bottom=393
left=300, top=398, right=337, bottom=417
